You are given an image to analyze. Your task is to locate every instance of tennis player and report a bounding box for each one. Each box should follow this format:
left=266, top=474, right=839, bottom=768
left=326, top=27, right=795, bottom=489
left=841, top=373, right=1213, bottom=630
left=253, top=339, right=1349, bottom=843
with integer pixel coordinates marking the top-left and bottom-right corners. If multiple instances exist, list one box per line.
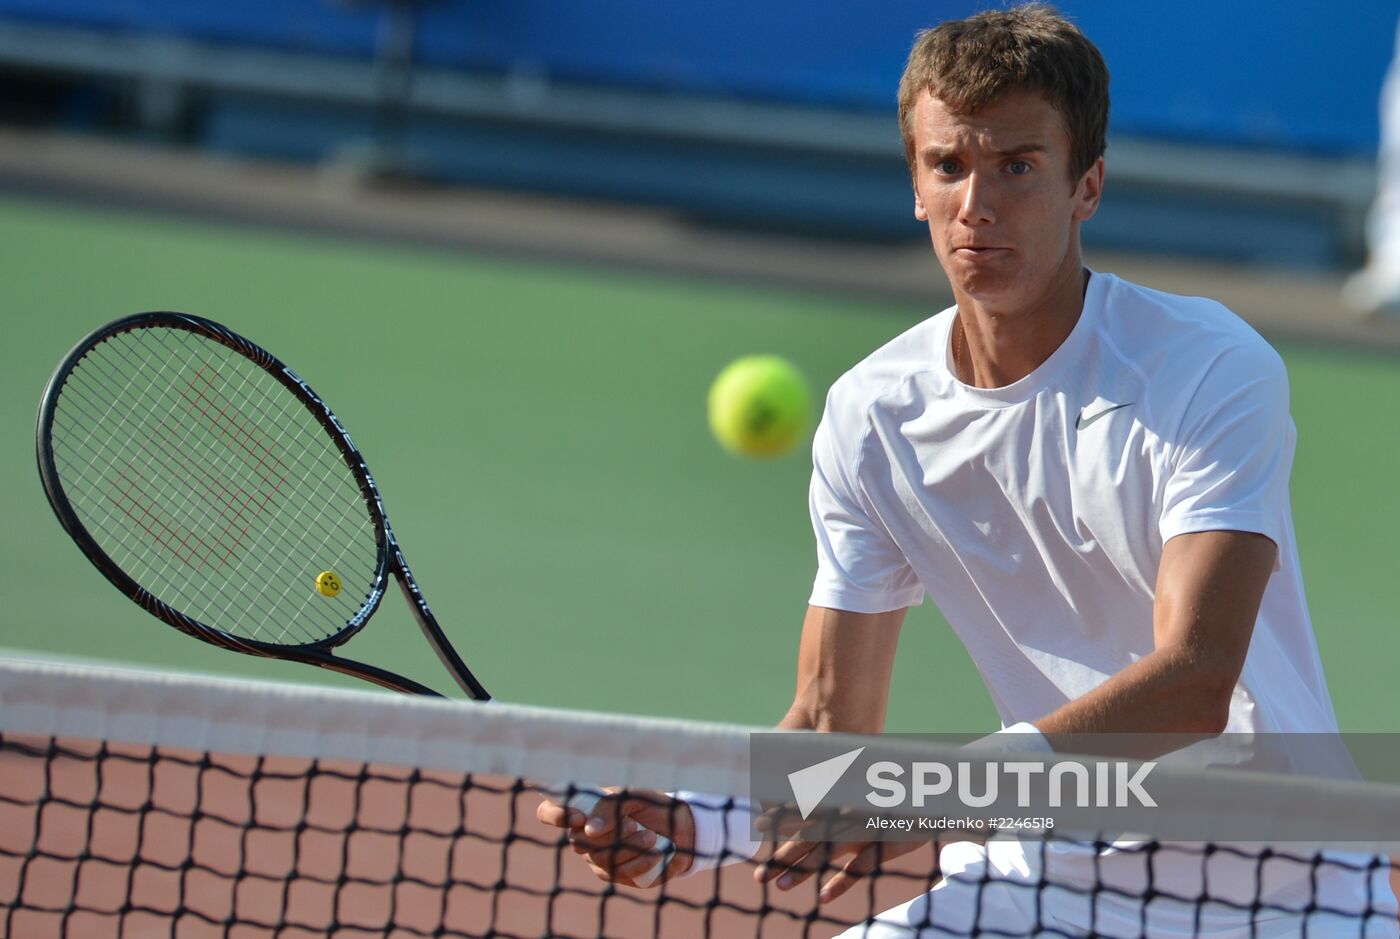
left=541, top=6, right=1396, bottom=935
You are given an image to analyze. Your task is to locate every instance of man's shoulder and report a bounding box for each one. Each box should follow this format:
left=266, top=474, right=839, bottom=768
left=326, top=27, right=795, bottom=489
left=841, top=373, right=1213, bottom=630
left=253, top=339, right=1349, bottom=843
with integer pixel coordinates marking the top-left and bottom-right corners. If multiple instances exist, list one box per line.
left=1095, top=273, right=1285, bottom=381
left=814, top=309, right=951, bottom=468
left=1091, top=274, right=1290, bottom=441
left=828, top=307, right=953, bottom=410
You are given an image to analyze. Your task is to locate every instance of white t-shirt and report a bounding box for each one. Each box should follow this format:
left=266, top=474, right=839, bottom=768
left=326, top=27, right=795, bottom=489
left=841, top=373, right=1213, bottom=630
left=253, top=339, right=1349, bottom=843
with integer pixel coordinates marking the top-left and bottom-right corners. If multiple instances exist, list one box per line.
left=807, top=271, right=1394, bottom=935
left=808, top=270, right=1336, bottom=739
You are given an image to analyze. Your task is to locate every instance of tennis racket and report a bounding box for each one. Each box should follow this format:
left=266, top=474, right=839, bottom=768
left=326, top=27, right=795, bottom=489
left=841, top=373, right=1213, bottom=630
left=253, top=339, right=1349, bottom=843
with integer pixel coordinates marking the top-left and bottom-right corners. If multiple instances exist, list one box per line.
left=37, top=312, right=488, bottom=699
left=36, top=312, right=671, bottom=882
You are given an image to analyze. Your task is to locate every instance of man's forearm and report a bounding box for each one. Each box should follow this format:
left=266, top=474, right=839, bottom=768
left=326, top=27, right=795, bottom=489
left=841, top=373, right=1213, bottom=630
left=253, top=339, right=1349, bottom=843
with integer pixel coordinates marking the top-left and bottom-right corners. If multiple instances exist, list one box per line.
left=1032, top=641, right=1237, bottom=757
left=783, top=605, right=906, bottom=734
left=1030, top=530, right=1275, bottom=756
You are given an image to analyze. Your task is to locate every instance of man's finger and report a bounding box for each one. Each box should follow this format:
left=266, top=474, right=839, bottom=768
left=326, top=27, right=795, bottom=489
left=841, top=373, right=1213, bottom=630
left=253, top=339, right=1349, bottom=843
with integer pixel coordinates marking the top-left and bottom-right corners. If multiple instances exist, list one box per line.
left=568, top=789, right=676, bottom=837
left=816, top=839, right=929, bottom=903
left=567, top=817, right=642, bottom=851
left=817, top=843, right=881, bottom=903
left=760, top=837, right=890, bottom=893
left=573, top=825, right=657, bottom=860
left=588, top=841, right=648, bottom=871
left=615, top=793, right=693, bottom=841
left=755, top=839, right=823, bottom=885
left=536, top=797, right=586, bottom=830
left=583, top=836, right=672, bottom=886
left=611, top=840, right=671, bottom=882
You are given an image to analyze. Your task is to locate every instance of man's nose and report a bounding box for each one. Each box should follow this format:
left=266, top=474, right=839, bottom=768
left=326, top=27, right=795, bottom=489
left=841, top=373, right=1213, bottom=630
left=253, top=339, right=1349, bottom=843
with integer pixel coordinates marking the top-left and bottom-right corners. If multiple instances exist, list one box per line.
left=957, top=171, right=996, bottom=225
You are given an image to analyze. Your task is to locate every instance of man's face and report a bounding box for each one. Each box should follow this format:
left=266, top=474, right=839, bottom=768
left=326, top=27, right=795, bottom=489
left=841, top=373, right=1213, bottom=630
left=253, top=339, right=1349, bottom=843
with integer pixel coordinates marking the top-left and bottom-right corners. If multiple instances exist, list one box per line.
left=911, top=88, right=1102, bottom=311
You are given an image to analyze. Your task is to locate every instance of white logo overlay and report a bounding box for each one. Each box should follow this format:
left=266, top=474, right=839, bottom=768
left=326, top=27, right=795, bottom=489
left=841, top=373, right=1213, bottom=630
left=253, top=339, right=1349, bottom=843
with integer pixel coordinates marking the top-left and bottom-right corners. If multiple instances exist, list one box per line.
left=754, top=732, right=1400, bottom=846
left=784, top=750, right=1156, bottom=821
left=865, top=760, right=1156, bottom=809
left=787, top=747, right=865, bottom=819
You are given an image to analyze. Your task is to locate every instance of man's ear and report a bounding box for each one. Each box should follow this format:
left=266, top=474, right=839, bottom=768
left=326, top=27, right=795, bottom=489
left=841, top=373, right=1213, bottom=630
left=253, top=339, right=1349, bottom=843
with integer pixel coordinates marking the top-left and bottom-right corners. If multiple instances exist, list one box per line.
left=1073, top=157, right=1105, bottom=222
left=914, top=186, right=928, bottom=222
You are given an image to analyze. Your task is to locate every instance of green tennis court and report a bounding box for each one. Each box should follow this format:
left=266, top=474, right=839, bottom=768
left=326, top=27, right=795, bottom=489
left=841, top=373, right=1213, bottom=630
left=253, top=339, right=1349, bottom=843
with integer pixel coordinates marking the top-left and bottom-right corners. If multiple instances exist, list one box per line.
left=3, top=193, right=1397, bottom=732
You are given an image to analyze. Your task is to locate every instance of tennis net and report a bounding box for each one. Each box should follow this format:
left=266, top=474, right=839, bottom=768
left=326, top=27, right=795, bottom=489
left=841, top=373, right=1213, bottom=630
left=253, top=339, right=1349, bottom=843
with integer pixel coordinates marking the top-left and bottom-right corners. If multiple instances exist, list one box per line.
left=2, top=655, right=1398, bottom=938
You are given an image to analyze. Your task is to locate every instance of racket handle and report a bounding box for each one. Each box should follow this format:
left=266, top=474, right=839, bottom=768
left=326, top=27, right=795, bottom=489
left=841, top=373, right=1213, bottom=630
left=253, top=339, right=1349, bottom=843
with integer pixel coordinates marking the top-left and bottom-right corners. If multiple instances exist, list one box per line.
left=564, top=790, right=676, bottom=888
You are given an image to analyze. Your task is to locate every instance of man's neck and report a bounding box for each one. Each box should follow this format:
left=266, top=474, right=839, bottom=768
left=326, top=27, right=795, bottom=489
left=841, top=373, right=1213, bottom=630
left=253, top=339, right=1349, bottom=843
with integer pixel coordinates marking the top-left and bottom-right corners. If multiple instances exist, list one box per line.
left=953, top=259, right=1090, bottom=389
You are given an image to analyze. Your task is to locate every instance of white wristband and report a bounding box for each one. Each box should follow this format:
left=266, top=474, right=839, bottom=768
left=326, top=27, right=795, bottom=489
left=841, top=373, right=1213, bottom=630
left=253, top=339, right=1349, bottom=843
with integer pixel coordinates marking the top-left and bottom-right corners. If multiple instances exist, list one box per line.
left=964, top=720, right=1054, bottom=753
left=673, top=790, right=761, bottom=877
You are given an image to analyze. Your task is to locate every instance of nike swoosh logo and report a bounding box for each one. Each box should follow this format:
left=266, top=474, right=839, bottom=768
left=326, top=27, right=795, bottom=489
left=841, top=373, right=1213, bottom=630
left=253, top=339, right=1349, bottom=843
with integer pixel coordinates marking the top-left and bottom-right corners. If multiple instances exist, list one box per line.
left=1076, top=402, right=1135, bottom=430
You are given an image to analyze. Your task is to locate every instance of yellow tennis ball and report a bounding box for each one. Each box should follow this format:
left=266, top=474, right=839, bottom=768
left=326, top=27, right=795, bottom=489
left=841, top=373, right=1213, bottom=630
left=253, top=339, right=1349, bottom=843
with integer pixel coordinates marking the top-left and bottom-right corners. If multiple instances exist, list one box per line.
left=707, top=355, right=810, bottom=458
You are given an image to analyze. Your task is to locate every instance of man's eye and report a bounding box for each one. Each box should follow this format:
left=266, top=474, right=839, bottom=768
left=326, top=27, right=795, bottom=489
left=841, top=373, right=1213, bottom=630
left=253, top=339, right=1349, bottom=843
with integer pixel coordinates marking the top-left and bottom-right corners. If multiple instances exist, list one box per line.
left=1007, top=160, right=1032, bottom=175
left=935, top=161, right=960, bottom=175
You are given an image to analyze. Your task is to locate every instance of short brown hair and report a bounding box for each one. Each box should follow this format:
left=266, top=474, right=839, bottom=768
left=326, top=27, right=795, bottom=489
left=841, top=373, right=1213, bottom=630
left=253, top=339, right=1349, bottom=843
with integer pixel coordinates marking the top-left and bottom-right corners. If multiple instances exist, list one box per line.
left=897, top=4, right=1109, bottom=183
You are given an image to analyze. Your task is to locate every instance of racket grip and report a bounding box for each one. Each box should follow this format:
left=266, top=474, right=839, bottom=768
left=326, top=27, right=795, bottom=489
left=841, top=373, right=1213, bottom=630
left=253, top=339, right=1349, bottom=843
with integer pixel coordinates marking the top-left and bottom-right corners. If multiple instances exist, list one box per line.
left=564, top=790, right=676, bottom=888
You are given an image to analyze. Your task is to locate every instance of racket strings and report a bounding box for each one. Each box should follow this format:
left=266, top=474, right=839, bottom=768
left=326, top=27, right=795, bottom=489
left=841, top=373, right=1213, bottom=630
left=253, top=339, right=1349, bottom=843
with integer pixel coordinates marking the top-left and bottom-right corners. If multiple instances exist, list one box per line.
left=50, top=371, right=326, bottom=635
left=61, top=350, right=277, bottom=566
left=57, top=349, right=256, bottom=578
left=48, top=326, right=380, bottom=646
left=57, top=338, right=295, bottom=576
left=100, top=339, right=377, bottom=643
left=53, top=336, right=348, bottom=644
left=117, top=330, right=376, bottom=643
left=56, top=329, right=372, bottom=644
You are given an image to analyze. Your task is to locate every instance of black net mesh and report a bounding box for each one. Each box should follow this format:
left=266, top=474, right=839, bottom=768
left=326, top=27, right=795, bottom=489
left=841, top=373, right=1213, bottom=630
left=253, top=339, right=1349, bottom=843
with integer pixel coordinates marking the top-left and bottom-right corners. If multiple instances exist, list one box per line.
left=2, top=660, right=1397, bottom=939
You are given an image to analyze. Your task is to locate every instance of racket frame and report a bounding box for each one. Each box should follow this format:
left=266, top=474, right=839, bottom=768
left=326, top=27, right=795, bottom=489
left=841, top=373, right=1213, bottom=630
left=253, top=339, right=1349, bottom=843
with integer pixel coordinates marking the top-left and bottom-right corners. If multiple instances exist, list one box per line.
left=36, top=312, right=489, bottom=701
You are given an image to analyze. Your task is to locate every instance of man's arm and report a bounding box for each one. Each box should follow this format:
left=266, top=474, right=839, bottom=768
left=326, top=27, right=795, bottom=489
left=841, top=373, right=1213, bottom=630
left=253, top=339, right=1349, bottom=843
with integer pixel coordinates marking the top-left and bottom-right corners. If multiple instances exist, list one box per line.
left=755, top=605, right=914, bottom=900
left=781, top=604, right=907, bottom=733
left=1036, top=529, right=1276, bottom=739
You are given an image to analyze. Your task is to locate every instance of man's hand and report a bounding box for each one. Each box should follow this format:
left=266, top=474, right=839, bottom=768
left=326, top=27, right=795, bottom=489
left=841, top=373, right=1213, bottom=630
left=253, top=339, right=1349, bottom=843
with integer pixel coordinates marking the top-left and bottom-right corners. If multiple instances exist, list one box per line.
left=755, top=829, right=926, bottom=903
left=536, top=789, right=696, bottom=887
left=752, top=802, right=937, bottom=903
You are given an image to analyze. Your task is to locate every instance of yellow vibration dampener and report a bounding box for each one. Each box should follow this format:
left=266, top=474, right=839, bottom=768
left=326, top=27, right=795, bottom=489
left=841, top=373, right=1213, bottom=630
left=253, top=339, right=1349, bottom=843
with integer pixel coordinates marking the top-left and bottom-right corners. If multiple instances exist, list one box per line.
left=315, top=571, right=342, bottom=598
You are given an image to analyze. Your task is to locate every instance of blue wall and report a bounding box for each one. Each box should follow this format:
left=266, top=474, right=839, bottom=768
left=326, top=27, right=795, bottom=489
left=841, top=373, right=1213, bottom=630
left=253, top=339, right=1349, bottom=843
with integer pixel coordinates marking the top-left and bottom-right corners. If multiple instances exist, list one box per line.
left=0, top=0, right=1395, bottom=155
